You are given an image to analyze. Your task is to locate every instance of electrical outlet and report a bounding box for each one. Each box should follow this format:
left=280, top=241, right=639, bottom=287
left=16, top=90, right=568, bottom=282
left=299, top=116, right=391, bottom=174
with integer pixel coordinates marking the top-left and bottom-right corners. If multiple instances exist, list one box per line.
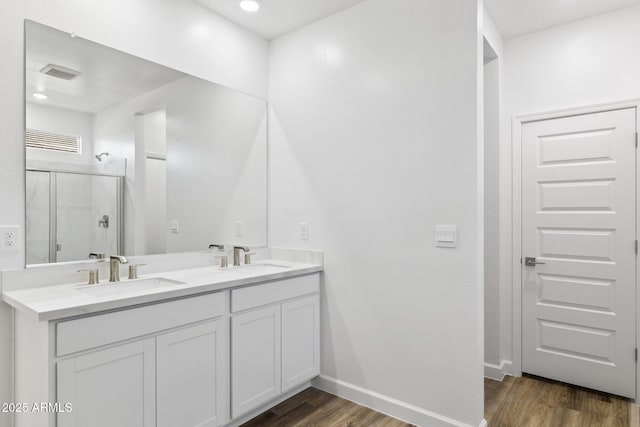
left=0, top=226, right=19, bottom=253
left=235, top=221, right=244, bottom=238
left=299, top=223, right=309, bottom=241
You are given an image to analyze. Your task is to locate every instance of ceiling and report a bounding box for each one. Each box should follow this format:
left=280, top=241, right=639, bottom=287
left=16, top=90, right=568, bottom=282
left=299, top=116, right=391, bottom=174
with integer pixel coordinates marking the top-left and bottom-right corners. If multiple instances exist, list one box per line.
left=26, top=22, right=186, bottom=114
left=196, top=0, right=640, bottom=42
left=484, top=0, right=640, bottom=40
left=193, top=0, right=368, bottom=39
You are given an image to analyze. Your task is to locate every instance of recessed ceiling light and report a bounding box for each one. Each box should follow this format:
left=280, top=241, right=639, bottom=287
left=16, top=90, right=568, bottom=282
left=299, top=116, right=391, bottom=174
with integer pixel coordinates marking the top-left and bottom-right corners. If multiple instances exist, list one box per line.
left=240, top=0, right=261, bottom=13
left=32, top=92, right=48, bottom=100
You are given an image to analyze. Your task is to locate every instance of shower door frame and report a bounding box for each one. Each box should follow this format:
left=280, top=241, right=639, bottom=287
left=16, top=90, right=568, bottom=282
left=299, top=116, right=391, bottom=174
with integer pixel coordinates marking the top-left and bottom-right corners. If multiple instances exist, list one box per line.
left=26, top=167, right=124, bottom=264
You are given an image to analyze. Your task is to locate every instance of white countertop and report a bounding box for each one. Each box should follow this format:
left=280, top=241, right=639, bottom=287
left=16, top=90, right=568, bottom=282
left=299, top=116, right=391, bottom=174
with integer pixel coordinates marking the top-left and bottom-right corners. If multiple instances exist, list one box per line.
left=2, top=260, right=323, bottom=322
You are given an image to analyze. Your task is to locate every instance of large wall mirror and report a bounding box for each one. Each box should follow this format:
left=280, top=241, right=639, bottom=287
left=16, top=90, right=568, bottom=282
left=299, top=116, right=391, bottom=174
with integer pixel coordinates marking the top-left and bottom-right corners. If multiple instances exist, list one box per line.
left=25, top=20, right=268, bottom=266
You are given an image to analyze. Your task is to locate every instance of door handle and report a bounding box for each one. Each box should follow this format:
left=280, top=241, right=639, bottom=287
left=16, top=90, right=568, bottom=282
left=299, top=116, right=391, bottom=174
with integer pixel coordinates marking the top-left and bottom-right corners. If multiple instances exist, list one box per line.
left=525, top=257, right=546, bottom=267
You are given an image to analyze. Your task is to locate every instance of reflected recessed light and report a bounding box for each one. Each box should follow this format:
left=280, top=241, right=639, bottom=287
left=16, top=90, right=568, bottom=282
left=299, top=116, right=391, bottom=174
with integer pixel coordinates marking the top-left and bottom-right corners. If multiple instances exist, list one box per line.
left=32, top=92, right=48, bottom=100
left=240, top=0, right=261, bottom=12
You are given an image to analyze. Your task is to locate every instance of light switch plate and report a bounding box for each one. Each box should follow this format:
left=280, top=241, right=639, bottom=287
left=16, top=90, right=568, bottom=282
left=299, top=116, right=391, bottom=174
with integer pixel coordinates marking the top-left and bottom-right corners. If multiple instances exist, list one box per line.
left=435, top=225, right=457, bottom=248
left=170, top=220, right=179, bottom=233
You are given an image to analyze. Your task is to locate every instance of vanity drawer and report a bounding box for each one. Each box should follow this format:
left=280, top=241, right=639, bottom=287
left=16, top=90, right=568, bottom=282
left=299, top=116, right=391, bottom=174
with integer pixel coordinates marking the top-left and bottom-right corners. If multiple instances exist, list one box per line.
left=56, top=291, right=226, bottom=356
left=231, top=274, right=319, bottom=313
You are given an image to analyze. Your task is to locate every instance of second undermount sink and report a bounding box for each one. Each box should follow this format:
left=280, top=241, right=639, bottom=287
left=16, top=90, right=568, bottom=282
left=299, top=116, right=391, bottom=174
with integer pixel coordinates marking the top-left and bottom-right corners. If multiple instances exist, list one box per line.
left=76, top=277, right=185, bottom=297
left=226, top=263, right=292, bottom=274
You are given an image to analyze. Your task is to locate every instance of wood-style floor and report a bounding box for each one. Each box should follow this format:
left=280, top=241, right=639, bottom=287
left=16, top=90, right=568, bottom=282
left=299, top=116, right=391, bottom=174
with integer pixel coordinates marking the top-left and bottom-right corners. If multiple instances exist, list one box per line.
left=241, top=375, right=640, bottom=426
left=486, top=374, right=640, bottom=427
left=240, top=387, right=414, bottom=427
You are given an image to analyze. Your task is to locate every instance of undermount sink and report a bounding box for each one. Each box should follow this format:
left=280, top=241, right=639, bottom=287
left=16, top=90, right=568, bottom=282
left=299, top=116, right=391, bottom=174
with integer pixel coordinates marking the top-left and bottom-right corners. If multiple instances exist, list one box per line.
left=226, top=263, right=292, bottom=274
left=76, top=277, right=185, bottom=297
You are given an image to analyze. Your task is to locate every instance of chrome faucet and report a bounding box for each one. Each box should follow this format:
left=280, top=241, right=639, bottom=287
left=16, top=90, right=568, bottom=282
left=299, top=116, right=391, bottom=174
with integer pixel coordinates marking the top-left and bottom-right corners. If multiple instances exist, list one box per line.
left=208, top=244, right=225, bottom=251
left=233, top=246, right=250, bottom=266
left=109, top=255, right=129, bottom=282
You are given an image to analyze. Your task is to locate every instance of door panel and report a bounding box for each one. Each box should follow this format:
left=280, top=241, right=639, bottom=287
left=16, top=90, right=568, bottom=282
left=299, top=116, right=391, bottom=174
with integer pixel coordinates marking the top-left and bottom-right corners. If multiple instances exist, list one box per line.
left=522, top=108, right=636, bottom=398
left=57, top=338, right=156, bottom=427
left=157, top=320, right=227, bottom=427
left=231, top=305, right=281, bottom=418
left=282, top=295, right=320, bottom=392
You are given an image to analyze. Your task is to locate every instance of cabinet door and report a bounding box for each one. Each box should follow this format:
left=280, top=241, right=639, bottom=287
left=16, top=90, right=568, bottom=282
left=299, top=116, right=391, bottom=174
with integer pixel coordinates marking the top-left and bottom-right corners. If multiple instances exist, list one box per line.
left=157, top=319, right=228, bottom=427
left=231, top=305, right=281, bottom=418
left=282, top=294, right=320, bottom=392
left=57, top=338, right=156, bottom=427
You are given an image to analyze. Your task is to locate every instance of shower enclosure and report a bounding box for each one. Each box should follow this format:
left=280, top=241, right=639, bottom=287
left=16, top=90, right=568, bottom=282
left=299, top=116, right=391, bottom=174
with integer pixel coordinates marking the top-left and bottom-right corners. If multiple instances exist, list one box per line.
left=26, top=168, right=123, bottom=265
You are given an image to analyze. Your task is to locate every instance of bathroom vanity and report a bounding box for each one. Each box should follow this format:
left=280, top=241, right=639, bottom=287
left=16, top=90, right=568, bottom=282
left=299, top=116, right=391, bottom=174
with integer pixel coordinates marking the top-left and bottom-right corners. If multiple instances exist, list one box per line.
left=9, top=19, right=322, bottom=427
left=2, top=257, right=322, bottom=427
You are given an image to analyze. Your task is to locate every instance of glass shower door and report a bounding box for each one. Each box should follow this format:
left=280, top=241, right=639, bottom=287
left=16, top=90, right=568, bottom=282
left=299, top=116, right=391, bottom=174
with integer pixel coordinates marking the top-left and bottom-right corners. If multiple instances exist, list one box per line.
left=25, top=170, right=51, bottom=264
left=55, top=173, right=121, bottom=262
left=25, top=169, right=122, bottom=265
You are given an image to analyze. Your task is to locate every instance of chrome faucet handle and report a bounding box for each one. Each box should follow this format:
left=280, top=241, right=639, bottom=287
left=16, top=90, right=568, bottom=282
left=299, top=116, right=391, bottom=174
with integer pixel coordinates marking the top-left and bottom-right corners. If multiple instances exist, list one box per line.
left=209, top=244, right=225, bottom=251
left=215, top=255, right=229, bottom=269
left=244, top=252, right=255, bottom=265
left=128, top=264, right=146, bottom=280
left=78, top=269, right=100, bottom=285
left=89, top=252, right=105, bottom=259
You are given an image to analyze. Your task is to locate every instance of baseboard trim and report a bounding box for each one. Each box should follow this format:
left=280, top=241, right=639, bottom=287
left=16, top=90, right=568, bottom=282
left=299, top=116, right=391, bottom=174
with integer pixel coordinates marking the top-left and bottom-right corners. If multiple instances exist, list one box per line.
left=312, top=375, right=482, bottom=427
left=224, top=382, right=311, bottom=427
left=484, top=360, right=513, bottom=381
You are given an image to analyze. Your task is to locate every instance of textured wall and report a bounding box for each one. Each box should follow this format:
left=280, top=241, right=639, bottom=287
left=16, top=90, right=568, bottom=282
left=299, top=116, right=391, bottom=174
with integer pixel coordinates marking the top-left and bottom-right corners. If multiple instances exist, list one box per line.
left=269, top=0, right=484, bottom=425
left=0, top=2, right=267, bottom=425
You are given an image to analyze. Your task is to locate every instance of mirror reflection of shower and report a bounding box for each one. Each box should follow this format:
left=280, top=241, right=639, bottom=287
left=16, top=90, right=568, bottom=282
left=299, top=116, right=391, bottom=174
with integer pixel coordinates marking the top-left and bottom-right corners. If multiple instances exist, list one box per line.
left=95, top=152, right=109, bottom=162
left=25, top=170, right=123, bottom=264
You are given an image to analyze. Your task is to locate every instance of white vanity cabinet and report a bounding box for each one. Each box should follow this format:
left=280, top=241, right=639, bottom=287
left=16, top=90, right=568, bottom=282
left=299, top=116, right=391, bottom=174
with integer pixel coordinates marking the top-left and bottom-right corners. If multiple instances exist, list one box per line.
left=281, top=295, right=320, bottom=392
left=156, top=319, right=227, bottom=427
left=10, top=268, right=322, bottom=427
left=14, top=291, right=229, bottom=427
left=57, top=338, right=157, bottom=427
left=231, top=274, right=320, bottom=418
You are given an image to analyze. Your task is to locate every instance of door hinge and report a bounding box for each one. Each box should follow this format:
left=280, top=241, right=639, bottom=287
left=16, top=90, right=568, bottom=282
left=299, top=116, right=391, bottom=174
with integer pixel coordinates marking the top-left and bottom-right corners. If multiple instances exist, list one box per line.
left=635, top=348, right=638, bottom=362
left=636, top=240, right=638, bottom=255
left=636, top=132, right=638, bottom=148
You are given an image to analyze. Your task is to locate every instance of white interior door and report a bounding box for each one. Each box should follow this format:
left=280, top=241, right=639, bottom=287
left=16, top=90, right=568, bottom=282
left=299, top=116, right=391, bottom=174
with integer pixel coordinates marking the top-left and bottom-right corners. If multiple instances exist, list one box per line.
left=522, top=108, right=637, bottom=398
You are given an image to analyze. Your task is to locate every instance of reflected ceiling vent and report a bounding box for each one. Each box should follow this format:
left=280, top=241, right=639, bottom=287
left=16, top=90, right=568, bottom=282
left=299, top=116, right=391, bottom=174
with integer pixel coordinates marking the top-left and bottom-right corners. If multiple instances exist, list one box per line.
left=39, top=64, right=82, bottom=80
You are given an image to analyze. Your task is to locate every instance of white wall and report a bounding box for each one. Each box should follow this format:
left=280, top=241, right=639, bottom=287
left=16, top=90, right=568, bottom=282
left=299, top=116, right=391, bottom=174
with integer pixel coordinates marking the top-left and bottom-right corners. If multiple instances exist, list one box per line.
left=0, top=2, right=268, bottom=425
left=269, top=0, right=484, bottom=425
left=481, top=10, right=510, bottom=379
left=484, top=57, right=500, bottom=368
left=142, top=109, right=167, bottom=255
left=94, top=84, right=167, bottom=256
left=505, top=4, right=640, bottom=115
left=164, top=77, right=268, bottom=252
left=25, top=103, right=95, bottom=165
left=495, top=4, right=640, bottom=371
left=93, top=76, right=268, bottom=256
